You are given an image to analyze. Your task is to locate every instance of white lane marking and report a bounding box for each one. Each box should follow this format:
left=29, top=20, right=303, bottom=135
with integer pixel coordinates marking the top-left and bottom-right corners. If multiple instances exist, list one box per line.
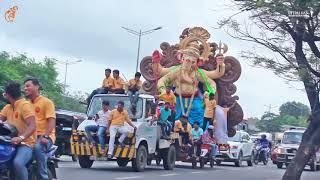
left=160, top=173, right=179, bottom=177
left=114, top=176, right=142, bottom=180
left=190, top=171, right=204, bottom=174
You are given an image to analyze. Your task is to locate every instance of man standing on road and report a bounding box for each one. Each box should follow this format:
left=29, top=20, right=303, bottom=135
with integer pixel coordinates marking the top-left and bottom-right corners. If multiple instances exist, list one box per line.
left=0, top=81, right=37, bottom=180
left=24, top=77, right=56, bottom=180
left=107, top=101, right=137, bottom=158
left=85, top=100, right=111, bottom=156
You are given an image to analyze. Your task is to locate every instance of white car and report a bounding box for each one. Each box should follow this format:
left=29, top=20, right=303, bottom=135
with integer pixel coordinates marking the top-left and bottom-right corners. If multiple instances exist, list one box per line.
left=216, top=130, right=255, bottom=167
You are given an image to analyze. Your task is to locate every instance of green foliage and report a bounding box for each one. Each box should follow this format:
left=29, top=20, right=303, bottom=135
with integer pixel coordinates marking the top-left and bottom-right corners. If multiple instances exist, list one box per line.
left=256, top=101, right=309, bottom=132
left=0, top=51, right=86, bottom=112
left=279, top=101, right=310, bottom=117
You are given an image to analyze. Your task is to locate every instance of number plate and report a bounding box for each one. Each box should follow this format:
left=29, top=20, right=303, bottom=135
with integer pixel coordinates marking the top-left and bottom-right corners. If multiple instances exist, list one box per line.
left=287, top=156, right=294, bottom=160
left=89, top=156, right=108, bottom=161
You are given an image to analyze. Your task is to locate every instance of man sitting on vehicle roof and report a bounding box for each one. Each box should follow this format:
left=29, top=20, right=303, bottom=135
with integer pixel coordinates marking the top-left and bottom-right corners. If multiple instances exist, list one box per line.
left=87, top=68, right=114, bottom=105
left=107, top=101, right=137, bottom=159
left=201, top=125, right=218, bottom=160
left=85, top=100, right=111, bottom=156
left=110, top=70, right=125, bottom=94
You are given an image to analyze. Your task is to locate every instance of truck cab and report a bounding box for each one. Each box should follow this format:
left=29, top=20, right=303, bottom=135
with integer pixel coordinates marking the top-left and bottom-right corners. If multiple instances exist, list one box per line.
left=274, top=128, right=320, bottom=171
left=70, top=94, right=176, bottom=172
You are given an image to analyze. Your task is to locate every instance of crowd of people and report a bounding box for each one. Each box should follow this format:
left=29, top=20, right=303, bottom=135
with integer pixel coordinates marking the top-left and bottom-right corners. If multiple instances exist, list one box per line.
left=85, top=100, right=137, bottom=158
left=85, top=68, right=221, bottom=160
left=87, top=68, right=142, bottom=114
left=0, top=78, right=56, bottom=180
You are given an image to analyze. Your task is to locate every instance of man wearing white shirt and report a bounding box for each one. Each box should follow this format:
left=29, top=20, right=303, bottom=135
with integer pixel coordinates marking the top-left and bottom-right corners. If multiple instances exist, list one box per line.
left=85, top=100, right=111, bottom=156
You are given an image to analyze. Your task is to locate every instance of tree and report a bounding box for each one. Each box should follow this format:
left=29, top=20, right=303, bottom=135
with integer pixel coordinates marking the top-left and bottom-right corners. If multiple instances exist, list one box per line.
left=219, top=1, right=320, bottom=179
left=280, top=101, right=310, bottom=117
left=0, top=51, right=86, bottom=112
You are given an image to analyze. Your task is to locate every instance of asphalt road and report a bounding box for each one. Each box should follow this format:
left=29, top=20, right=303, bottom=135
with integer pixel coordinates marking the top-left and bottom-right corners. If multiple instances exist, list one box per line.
left=56, top=157, right=319, bottom=180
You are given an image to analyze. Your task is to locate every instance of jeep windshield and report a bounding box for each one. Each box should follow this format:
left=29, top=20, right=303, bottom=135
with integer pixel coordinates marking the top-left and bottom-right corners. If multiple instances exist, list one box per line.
left=282, top=132, right=303, bottom=144
left=88, top=95, right=143, bottom=120
left=228, top=132, right=241, bottom=142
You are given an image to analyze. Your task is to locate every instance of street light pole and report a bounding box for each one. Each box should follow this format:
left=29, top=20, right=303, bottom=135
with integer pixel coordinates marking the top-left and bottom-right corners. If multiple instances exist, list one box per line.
left=136, top=30, right=142, bottom=73
left=56, top=59, right=82, bottom=93
left=122, top=26, right=162, bottom=72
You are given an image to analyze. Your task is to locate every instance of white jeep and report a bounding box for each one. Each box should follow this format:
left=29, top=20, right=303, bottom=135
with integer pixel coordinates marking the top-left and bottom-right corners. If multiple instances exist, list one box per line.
left=71, top=94, right=176, bottom=172
left=274, top=129, right=320, bottom=171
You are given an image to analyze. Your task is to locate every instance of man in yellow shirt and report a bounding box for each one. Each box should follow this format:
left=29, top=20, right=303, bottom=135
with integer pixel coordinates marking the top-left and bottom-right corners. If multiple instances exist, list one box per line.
left=110, top=70, right=125, bottom=94
left=127, top=72, right=142, bottom=114
left=159, top=86, right=176, bottom=106
left=174, top=115, right=194, bottom=159
left=24, top=77, right=56, bottom=180
left=203, top=92, right=217, bottom=130
left=107, top=101, right=137, bottom=158
left=0, top=81, right=36, bottom=180
left=87, top=68, right=114, bottom=105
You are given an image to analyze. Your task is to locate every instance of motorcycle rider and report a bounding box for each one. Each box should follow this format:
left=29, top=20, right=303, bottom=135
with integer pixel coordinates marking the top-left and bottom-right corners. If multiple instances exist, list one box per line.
left=0, top=81, right=37, bottom=180
left=24, top=77, right=56, bottom=180
left=256, top=134, right=270, bottom=161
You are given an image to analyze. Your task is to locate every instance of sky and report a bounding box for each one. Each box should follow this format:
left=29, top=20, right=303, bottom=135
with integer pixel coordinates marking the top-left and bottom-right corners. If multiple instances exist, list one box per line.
left=0, top=0, right=310, bottom=118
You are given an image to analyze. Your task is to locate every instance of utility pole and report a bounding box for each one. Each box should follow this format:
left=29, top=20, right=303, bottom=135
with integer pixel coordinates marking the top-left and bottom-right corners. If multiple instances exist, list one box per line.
left=122, top=26, right=162, bottom=72
left=55, top=59, right=82, bottom=93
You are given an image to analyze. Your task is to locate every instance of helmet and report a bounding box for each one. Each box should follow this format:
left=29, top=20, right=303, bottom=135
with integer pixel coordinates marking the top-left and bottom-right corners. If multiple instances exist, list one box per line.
left=0, top=143, right=16, bottom=164
left=0, top=123, right=18, bottom=137
left=261, top=134, right=267, bottom=139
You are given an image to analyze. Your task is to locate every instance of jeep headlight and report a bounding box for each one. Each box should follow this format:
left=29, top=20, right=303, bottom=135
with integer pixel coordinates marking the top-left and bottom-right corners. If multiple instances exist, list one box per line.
left=275, top=147, right=284, bottom=154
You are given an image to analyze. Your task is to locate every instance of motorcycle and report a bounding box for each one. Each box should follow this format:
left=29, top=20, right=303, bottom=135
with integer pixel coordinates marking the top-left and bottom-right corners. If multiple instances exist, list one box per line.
left=254, top=143, right=270, bottom=165
left=0, top=123, right=58, bottom=180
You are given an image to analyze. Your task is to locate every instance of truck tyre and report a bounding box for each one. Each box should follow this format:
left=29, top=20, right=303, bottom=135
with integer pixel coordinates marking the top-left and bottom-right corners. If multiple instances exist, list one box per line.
left=235, top=151, right=243, bottom=167
left=162, top=145, right=176, bottom=170
left=117, top=158, right=129, bottom=167
left=132, top=145, right=148, bottom=172
left=78, top=155, right=94, bottom=168
left=277, top=162, right=283, bottom=169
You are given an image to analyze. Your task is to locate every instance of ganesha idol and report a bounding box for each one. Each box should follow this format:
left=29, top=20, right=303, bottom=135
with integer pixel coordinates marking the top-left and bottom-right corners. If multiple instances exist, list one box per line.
left=140, top=27, right=243, bottom=140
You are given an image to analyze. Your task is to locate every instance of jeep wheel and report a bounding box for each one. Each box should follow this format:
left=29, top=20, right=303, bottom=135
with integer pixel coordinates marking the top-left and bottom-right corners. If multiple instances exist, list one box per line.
left=117, top=158, right=129, bottom=167
left=277, top=162, right=283, bottom=169
left=162, top=145, right=176, bottom=170
left=235, top=151, right=243, bottom=167
left=247, top=152, right=254, bottom=166
left=78, top=155, right=94, bottom=168
left=132, top=145, right=148, bottom=172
